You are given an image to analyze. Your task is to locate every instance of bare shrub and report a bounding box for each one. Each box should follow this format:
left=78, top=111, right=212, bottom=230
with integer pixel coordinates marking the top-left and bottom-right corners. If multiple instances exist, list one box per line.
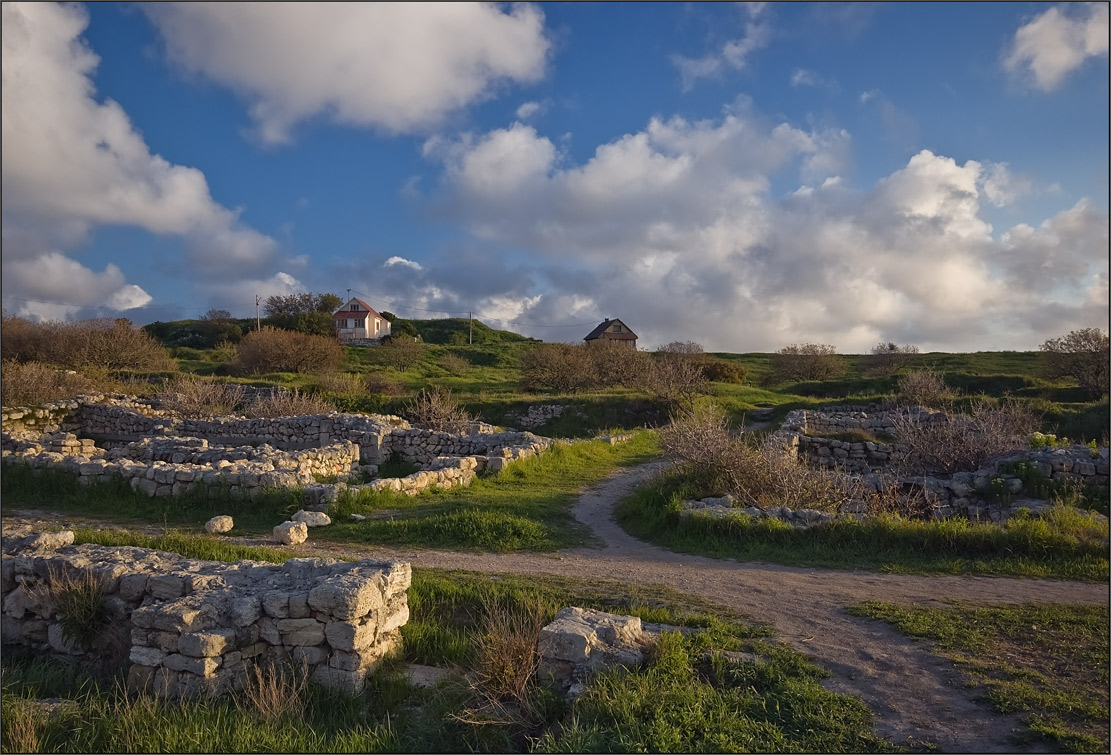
left=235, top=659, right=310, bottom=722
left=769, top=343, right=846, bottom=382
left=158, top=375, right=245, bottom=418
left=1041, top=327, right=1110, bottom=398
left=891, top=399, right=1040, bottom=476
left=1, top=314, right=174, bottom=371
left=234, top=326, right=343, bottom=374
left=440, top=352, right=471, bottom=376
left=405, top=386, right=476, bottom=433
left=519, top=343, right=597, bottom=393
left=640, top=352, right=708, bottom=409
left=1, top=360, right=95, bottom=406
left=896, top=368, right=955, bottom=408
left=380, top=334, right=424, bottom=372
left=364, top=372, right=405, bottom=396
left=867, top=341, right=920, bottom=377
left=586, top=339, right=649, bottom=388
left=454, top=597, right=545, bottom=726
left=243, top=389, right=332, bottom=418
left=657, top=341, right=706, bottom=358
left=661, top=402, right=878, bottom=512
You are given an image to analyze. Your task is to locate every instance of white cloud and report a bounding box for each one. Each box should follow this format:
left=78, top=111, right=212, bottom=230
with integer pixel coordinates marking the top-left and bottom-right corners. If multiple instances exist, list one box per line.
left=979, top=162, right=1032, bottom=207
left=790, top=68, right=818, bottom=87
left=672, top=4, right=770, bottom=91
left=384, top=256, right=424, bottom=271
left=1, top=1, right=281, bottom=318
left=515, top=100, right=543, bottom=119
left=145, top=3, right=551, bottom=144
left=1004, top=3, right=1109, bottom=91
left=420, top=112, right=1108, bottom=351
left=2, top=252, right=152, bottom=321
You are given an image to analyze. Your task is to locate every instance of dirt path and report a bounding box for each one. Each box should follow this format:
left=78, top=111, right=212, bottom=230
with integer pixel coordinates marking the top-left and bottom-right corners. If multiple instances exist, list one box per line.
left=5, top=461, right=1108, bottom=751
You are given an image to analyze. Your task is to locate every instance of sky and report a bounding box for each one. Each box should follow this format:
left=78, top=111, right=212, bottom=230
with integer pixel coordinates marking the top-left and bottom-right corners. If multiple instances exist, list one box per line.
left=2, top=2, right=1108, bottom=353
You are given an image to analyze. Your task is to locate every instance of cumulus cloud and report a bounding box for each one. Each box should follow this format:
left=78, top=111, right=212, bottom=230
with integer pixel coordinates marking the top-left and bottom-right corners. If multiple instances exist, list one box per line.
left=2, top=252, right=153, bottom=321
left=144, top=3, right=551, bottom=144
left=672, top=4, right=770, bottom=91
left=418, top=110, right=1108, bottom=351
left=384, top=256, right=424, bottom=271
left=1004, top=3, right=1109, bottom=90
left=1, top=2, right=281, bottom=318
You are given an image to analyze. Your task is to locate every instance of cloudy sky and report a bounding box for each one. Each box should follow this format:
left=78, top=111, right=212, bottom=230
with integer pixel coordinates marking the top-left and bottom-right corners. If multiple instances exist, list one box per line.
left=2, top=2, right=1107, bottom=352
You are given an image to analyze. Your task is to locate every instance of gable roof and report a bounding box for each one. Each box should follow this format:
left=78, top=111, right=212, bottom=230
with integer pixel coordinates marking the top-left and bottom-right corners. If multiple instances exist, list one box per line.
left=332, top=298, right=382, bottom=319
left=584, top=318, right=637, bottom=341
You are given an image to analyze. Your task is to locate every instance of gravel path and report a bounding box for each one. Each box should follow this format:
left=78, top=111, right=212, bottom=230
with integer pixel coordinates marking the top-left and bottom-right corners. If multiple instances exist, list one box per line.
left=6, top=460, right=1108, bottom=751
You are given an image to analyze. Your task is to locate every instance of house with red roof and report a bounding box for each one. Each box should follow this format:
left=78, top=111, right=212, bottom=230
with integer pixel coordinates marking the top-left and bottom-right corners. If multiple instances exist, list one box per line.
left=332, top=297, right=391, bottom=343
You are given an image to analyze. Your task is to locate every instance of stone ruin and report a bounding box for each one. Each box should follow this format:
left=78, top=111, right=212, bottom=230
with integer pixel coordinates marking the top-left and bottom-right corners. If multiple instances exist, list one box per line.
left=1, top=394, right=554, bottom=505
left=680, top=404, right=1109, bottom=526
left=1, top=529, right=410, bottom=697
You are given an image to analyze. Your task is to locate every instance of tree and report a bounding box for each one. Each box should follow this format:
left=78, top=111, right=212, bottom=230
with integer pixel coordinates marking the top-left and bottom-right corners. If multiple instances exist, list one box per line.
left=1040, top=328, right=1110, bottom=398
left=263, top=292, right=343, bottom=317
left=379, top=334, right=424, bottom=372
left=380, top=312, right=419, bottom=339
left=769, top=343, right=846, bottom=382
left=201, top=308, right=233, bottom=321
left=867, top=341, right=920, bottom=377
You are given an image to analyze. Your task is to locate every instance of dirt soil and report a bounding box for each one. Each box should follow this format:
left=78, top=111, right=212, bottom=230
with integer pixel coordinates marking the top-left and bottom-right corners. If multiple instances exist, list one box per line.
left=5, top=461, right=1109, bottom=752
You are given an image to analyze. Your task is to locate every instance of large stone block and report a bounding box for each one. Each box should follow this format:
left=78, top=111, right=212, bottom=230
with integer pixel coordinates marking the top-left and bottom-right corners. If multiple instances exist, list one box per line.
left=273, top=521, right=308, bottom=546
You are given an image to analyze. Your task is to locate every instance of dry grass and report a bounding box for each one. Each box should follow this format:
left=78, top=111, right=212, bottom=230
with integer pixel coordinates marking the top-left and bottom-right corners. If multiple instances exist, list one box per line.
left=0, top=699, right=47, bottom=753
left=242, top=389, right=332, bottom=418
left=29, top=567, right=113, bottom=652
left=157, top=375, right=245, bottom=418
left=454, top=597, right=545, bottom=726
left=235, top=659, right=311, bottom=723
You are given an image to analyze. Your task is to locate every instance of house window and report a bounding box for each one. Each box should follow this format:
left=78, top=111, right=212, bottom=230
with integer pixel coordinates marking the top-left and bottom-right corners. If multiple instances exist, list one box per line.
left=351, top=303, right=360, bottom=310
left=612, top=324, right=622, bottom=332
left=347, top=318, right=358, bottom=329
left=374, top=318, right=380, bottom=334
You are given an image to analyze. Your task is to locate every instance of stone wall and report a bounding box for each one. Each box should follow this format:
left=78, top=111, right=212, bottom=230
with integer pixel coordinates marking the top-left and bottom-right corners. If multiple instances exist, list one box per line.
left=2, top=395, right=555, bottom=501
left=1, top=530, right=410, bottom=697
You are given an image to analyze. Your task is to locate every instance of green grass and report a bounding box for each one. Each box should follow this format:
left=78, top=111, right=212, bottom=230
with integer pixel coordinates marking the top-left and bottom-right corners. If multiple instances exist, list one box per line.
left=617, top=470, right=1109, bottom=580
left=1, top=561, right=901, bottom=754
left=848, top=601, right=1109, bottom=753
left=325, top=432, right=661, bottom=551
left=1, top=432, right=661, bottom=553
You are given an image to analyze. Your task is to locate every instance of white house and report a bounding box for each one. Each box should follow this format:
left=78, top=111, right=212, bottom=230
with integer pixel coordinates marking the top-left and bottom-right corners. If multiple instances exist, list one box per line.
left=332, top=298, right=391, bottom=342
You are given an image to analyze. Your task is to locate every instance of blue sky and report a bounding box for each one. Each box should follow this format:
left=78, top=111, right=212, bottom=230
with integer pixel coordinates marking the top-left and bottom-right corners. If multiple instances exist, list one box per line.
left=2, top=2, right=1107, bottom=352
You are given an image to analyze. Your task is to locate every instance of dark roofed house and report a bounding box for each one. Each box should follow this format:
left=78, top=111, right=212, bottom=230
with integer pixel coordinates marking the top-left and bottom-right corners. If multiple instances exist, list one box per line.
left=584, top=318, right=637, bottom=348
left=333, top=297, right=391, bottom=343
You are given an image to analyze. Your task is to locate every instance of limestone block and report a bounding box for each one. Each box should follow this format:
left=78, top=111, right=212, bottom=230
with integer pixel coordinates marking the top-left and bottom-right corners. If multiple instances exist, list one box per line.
left=291, top=646, right=328, bottom=666
left=130, top=645, right=166, bottom=666
left=308, top=576, right=384, bottom=620
left=310, top=665, right=367, bottom=695
left=148, top=574, right=186, bottom=600
left=278, top=617, right=324, bottom=646
left=150, top=630, right=179, bottom=653
left=229, top=596, right=261, bottom=627
left=538, top=607, right=645, bottom=665
left=179, top=630, right=233, bottom=658
left=262, top=591, right=290, bottom=619
left=324, top=620, right=375, bottom=652
left=47, top=623, right=81, bottom=654
left=205, top=516, right=234, bottom=535
left=163, top=653, right=219, bottom=678
left=288, top=593, right=310, bottom=619
left=273, top=521, right=308, bottom=546
left=292, top=510, right=332, bottom=527
left=126, top=663, right=157, bottom=692
left=3, top=585, right=36, bottom=620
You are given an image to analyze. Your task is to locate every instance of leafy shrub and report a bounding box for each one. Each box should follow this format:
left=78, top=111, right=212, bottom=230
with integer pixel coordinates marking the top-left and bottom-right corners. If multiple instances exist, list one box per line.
left=233, top=326, right=343, bottom=374
left=896, top=368, right=955, bottom=408
left=769, top=343, right=846, bottom=382
left=1040, top=327, right=1110, bottom=398
left=702, top=360, right=747, bottom=384
left=440, top=352, right=471, bottom=376
left=379, top=334, right=424, bottom=372
left=157, top=375, right=245, bottom=418
left=892, top=399, right=1040, bottom=475
left=405, top=386, right=476, bottom=433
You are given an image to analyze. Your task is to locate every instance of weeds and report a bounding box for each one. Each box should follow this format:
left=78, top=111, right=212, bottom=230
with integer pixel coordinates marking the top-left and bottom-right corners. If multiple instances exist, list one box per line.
left=242, top=388, right=332, bottom=418
left=405, top=386, right=476, bottom=434
left=235, top=660, right=311, bottom=723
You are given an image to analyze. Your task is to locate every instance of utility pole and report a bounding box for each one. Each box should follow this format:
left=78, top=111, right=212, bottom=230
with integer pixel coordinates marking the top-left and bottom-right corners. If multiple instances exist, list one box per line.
left=469, top=311, right=473, bottom=345
left=255, top=295, right=262, bottom=331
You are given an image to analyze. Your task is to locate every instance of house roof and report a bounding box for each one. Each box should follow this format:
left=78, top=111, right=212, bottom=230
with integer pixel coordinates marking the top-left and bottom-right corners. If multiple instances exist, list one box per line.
left=584, top=318, right=637, bottom=341
left=332, top=298, right=382, bottom=319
